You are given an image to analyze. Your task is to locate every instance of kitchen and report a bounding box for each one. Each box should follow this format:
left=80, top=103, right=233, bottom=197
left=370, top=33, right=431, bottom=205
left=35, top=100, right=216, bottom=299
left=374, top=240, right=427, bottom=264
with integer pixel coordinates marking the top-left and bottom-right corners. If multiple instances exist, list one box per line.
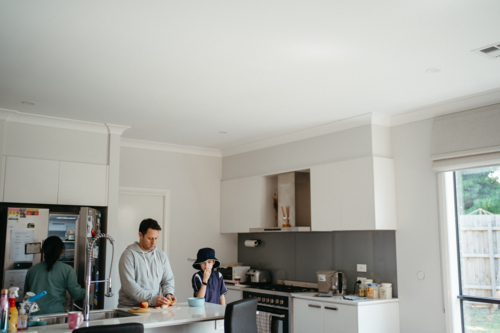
left=1, top=1, right=500, bottom=332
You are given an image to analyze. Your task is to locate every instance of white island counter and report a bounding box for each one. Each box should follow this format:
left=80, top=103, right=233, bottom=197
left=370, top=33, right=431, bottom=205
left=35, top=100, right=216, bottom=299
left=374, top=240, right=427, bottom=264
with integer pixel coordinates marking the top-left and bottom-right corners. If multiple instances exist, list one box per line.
left=27, top=303, right=225, bottom=333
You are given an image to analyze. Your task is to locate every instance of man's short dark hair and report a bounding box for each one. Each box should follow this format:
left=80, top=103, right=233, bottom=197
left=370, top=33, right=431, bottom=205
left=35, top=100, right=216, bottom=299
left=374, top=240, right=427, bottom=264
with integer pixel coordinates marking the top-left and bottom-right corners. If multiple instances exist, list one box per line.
left=139, top=218, right=162, bottom=235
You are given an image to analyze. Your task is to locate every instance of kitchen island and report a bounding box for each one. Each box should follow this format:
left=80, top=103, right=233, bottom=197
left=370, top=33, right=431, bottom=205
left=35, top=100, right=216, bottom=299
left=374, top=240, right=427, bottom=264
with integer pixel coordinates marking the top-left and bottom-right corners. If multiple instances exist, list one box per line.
left=26, top=303, right=225, bottom=333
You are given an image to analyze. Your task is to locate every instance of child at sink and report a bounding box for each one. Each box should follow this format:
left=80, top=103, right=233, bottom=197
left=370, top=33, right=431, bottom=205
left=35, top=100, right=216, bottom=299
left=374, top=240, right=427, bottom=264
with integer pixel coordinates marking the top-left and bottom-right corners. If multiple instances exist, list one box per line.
left=191, top=248, right=227, bottom=305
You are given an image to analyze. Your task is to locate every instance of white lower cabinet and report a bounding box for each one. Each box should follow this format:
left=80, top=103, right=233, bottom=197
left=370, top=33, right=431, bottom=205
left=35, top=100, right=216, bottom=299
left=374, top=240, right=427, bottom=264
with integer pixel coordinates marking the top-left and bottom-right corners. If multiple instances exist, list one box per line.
left=293, top=299, right=324, bottom=333
left=323, top=303, right=357, bottom=333
left=293, top=298, right=399, bottom=333
left=224, top=289, right=243, bottom=304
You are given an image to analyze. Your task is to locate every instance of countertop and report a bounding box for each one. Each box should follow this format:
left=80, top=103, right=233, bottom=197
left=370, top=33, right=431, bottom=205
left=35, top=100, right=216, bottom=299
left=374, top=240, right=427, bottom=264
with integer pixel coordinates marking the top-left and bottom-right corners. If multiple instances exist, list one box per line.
left=227, top=284, right=399, bottom=306
left=26, top=303, right=225, bottom=332
left=292, top=292, right=399, bottom=306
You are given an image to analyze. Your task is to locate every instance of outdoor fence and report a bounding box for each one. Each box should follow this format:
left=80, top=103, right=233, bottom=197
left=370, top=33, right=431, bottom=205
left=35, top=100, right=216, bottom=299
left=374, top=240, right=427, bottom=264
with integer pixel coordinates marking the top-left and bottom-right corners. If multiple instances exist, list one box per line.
left=459, top=212, right=500, bottom=299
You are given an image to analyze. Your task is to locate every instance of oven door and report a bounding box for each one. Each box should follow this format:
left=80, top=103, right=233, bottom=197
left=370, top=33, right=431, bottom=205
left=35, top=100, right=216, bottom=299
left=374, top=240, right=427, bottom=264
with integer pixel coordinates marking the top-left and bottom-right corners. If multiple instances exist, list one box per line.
left=257, top=305, right=288, bottom=333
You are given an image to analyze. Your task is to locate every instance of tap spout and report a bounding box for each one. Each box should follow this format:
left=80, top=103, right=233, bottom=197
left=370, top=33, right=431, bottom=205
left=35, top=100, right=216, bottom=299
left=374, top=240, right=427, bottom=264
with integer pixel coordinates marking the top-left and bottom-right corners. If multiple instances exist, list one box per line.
left=83, top=233, right=115, bottom=321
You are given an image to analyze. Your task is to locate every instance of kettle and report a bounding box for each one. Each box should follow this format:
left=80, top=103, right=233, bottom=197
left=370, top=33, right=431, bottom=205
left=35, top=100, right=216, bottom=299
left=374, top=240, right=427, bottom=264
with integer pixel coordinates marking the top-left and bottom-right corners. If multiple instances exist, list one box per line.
left=316, top=270, right=347, bottom=295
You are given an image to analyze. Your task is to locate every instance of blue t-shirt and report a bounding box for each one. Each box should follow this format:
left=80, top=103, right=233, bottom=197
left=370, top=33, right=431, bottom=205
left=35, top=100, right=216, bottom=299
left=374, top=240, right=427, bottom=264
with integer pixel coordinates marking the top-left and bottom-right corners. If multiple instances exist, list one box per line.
left=191, top=270, right=228, bottom=304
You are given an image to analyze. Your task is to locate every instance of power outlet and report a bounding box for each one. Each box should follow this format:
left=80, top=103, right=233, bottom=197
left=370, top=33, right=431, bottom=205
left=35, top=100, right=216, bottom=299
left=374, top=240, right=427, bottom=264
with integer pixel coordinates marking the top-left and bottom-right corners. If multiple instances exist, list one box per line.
left=357, top=264, right=367, bottom=272
left=357, top=277, right=366, bottom=284
left=215, top=319, right=224, bottom=330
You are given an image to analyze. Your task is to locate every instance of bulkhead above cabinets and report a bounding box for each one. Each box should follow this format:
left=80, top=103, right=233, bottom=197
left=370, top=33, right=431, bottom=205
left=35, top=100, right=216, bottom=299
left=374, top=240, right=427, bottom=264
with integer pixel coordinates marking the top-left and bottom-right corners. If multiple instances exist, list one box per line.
left=220, top=156, right=397, bottom=233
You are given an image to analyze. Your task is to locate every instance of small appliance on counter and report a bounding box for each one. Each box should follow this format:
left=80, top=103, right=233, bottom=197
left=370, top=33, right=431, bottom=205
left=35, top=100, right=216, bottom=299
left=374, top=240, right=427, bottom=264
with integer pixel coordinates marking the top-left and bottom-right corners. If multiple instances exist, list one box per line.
left=218, top=265, right=250, bottom=284
left=316, top=270, right=347, bottom=295
left=246, top=269, right=270, bottom=283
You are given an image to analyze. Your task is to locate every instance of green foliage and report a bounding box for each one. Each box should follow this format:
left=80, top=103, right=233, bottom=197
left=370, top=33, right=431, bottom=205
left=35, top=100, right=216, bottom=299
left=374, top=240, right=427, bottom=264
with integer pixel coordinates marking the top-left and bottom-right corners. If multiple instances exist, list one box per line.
left=460, top=167, right=500, bottom=214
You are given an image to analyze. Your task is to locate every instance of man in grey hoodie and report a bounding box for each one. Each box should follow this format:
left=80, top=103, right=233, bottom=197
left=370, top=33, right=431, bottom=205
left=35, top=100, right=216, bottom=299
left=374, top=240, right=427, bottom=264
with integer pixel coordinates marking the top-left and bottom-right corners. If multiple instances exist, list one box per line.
left=118, top=218, right=176, bottom=307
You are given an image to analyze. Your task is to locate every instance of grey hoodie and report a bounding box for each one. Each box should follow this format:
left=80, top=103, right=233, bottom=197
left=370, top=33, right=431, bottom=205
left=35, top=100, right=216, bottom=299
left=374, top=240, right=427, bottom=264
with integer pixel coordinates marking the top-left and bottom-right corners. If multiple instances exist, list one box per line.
left=118, top=242, right=175, bottom=307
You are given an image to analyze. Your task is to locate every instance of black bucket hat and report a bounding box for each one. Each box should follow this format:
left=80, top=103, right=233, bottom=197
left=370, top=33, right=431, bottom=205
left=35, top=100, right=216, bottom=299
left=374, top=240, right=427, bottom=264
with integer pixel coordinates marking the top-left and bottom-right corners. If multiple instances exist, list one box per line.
left=192, top=248, right=220, bottom=270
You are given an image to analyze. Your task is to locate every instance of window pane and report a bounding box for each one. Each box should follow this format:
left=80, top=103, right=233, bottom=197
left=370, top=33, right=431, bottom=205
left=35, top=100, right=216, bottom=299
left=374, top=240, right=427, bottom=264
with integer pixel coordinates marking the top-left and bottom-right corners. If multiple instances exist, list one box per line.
left=456, top=166, right=500, bottom=298
left=463, top=301, right=500, bottom=332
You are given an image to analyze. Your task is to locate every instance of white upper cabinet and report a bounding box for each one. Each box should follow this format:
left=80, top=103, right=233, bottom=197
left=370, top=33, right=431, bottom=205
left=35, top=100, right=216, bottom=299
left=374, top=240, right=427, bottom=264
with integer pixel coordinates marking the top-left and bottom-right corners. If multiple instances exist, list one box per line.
left=3, top=157, right=108, bottom=206
left=4, top=156, right=60, bottom=204
left=220, top=176, right=277, bottom=233
left=311, top=157, right=397, bottom=231
left=58, top=162, right=108, bottom=206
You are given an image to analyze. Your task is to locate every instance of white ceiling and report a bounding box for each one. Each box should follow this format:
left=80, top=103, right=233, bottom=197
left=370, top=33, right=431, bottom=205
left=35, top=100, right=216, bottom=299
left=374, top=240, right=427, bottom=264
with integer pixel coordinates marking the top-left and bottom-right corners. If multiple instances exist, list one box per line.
left=1, top=1, right=500, bottom=150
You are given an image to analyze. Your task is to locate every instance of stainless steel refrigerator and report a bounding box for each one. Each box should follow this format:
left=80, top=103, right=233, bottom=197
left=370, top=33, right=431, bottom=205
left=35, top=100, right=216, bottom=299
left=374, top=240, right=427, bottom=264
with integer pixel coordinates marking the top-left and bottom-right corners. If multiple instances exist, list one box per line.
left=2, top=206, right=106, bottom=310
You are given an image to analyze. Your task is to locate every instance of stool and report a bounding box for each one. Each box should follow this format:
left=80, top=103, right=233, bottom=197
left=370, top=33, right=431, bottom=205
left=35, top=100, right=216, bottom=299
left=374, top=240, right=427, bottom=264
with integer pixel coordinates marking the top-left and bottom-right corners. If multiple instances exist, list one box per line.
left=224, top=298, right=258, bottom=333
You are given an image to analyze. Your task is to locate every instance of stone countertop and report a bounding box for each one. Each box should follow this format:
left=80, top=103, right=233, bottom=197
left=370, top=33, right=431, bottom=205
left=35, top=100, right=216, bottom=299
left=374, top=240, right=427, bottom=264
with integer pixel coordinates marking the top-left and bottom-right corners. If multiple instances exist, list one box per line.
left=26, top=303, right=225, bottom=332
left=292, top=292, right=399, bottom=306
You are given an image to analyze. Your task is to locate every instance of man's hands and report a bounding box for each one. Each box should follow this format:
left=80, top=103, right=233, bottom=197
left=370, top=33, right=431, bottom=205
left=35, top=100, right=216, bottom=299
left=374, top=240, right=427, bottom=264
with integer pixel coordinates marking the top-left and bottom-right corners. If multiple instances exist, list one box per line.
left=156, top=296, right=171, bottom=307
left=203, top=268, right=211, bottom=283
left=166, top=294, right=177, bottom=305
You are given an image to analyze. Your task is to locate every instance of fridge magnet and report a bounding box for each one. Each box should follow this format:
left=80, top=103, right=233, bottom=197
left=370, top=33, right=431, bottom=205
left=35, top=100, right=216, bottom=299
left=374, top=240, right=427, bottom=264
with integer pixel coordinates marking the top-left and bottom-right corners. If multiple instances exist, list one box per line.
left=8, top=208, right=21, bottom=215
left=27, top=223, right=35, bottom=229
left=20, top=208, right=27, bottom=218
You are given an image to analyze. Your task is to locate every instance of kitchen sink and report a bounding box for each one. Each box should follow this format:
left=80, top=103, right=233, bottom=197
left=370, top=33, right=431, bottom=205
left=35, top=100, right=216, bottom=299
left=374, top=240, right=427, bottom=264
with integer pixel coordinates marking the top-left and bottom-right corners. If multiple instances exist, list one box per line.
left=33, top=309, right=140, bottom=325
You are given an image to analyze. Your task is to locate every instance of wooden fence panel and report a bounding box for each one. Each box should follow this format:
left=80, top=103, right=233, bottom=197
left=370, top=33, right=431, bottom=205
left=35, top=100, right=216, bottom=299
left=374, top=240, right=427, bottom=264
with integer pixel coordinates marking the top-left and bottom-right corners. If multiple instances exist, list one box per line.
left=459, top=215, right=499, bottom=298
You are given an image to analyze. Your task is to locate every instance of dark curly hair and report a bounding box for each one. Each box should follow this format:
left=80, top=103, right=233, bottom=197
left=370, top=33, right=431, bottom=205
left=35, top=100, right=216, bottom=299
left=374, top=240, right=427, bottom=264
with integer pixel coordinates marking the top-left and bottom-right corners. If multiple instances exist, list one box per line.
left=42, top=236, right=65, bottom=271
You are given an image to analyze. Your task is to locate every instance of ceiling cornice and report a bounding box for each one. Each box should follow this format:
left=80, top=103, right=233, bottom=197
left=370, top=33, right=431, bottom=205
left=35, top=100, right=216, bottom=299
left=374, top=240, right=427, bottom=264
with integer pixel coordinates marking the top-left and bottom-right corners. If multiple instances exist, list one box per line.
left=0, top=108, right=131, bottom=135
left=390, top=87, right=500, bottom=127
left=0, top=109, right=18, bottom=121
left=120, top=138, right=222, bottom=157
left=106, top=123, right=130, bottom=135
left=221, top=113, right=376, bottom=157
left=221, top=88, right=500, bottom=157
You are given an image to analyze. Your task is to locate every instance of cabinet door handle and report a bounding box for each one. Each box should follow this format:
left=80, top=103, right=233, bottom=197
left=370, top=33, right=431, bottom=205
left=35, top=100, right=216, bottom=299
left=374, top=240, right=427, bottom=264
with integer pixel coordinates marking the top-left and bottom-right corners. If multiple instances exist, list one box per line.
left=308, top=304, right=321, bottom=308
left=325, top=306, right=338, bottom=311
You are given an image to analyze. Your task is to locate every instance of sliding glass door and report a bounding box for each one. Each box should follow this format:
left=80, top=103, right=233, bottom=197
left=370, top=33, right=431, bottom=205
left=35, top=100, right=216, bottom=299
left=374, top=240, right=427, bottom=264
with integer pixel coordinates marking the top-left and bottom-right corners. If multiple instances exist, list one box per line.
left=454, top=166, right=500, bottom=332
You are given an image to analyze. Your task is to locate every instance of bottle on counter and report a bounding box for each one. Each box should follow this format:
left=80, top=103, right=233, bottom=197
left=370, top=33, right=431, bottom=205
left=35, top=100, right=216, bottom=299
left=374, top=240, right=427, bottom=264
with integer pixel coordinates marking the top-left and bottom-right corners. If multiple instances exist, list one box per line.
left=360, top=279, right=373, bottom=297
left=0, top=289, right=9, bottom=331
left=17, top=304, right=27, bottom=331
left=379, top=283, right=393, bottom=299
left=367, top=283, right=379, bottom=299
left=8, top=287, right=19, bottom=332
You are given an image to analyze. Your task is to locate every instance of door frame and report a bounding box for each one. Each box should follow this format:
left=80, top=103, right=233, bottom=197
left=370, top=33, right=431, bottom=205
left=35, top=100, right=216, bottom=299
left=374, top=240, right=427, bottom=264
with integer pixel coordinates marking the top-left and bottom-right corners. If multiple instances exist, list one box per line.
left=118, top=187, right=171, bottom=256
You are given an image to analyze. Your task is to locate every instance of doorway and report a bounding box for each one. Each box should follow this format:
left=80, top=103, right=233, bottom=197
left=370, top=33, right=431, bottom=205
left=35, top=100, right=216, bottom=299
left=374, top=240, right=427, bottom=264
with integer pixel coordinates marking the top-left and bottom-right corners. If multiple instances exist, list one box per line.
left=113, top=187, right=171, bottom=306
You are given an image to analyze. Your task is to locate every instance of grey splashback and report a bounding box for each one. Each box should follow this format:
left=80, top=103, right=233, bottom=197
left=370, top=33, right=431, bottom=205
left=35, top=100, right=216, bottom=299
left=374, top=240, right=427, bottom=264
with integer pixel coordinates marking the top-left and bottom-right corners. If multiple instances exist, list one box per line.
left=238, top=231, right=398, bottom=297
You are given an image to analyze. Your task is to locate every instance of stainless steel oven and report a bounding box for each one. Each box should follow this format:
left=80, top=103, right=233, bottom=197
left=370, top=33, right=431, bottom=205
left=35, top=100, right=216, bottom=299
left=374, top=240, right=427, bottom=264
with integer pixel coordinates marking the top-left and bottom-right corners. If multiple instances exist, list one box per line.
left=243, top=290, right=289, bottom=333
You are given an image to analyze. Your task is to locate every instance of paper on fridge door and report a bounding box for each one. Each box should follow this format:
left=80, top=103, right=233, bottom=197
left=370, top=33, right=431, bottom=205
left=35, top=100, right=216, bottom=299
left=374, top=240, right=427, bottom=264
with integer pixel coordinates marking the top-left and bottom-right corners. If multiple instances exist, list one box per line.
left=9, top=230, right=34, bottom=262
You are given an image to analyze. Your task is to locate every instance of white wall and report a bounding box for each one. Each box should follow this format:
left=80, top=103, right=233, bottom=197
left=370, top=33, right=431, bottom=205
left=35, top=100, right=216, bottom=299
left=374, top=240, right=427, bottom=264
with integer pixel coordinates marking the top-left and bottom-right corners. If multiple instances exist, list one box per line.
left=222, top=124, right=375, bottom=180
left=391, top=119, right=446, bottom=333
left=119, top=146, right=237, bottom=301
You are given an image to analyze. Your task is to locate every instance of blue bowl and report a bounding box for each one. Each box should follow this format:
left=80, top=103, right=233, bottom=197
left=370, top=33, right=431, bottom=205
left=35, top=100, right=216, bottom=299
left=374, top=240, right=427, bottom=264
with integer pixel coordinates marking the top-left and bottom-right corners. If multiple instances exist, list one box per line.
left=188, top=297, right=205, bottom=307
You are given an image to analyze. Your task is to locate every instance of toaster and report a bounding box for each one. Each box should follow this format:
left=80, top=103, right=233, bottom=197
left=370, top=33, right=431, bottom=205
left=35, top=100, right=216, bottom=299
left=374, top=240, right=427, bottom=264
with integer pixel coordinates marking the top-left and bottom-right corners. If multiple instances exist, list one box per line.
left=246, top=269, right=270, bottom=283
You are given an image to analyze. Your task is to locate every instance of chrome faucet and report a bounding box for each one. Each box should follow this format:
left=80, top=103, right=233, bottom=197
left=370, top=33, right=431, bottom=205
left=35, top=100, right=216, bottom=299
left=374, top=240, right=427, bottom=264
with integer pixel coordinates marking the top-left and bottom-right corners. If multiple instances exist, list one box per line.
left=83, top=234, right=115, bottom=321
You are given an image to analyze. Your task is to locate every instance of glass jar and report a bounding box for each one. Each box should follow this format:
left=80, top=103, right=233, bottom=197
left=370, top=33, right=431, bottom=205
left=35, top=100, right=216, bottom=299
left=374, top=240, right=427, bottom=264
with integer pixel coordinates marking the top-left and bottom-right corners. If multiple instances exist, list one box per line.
left=367, top=283, right=379, bottom=299
left=361, top=279, right=373, bottom=297
left=379, top=283, right=392, bottom=299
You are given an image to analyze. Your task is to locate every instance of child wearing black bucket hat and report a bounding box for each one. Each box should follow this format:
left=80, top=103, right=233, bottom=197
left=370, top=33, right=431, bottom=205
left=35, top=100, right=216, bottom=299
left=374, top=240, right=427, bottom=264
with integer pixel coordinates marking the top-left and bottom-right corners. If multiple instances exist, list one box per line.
left=191, top=248, right=227, bottom=305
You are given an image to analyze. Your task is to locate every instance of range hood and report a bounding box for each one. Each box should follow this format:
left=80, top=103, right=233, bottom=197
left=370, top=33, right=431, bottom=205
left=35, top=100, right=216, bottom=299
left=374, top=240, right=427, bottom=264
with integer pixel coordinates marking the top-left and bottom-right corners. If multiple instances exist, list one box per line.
left=249, top=227, right=311, bottom=232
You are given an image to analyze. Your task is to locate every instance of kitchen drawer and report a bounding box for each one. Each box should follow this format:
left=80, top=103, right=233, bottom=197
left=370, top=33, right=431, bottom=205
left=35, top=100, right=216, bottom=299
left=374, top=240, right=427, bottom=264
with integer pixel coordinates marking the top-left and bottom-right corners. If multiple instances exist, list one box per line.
left=323, top=303, right=357, bottom=333
left=293, top=298, right=324, bottom=333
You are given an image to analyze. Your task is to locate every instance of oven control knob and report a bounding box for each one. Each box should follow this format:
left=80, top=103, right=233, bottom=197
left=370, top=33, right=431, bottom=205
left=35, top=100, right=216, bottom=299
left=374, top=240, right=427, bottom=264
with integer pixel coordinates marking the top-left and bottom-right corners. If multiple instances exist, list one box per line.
left=265, top=298, right=269, bottom=303
left=270, top=299, right=274, bottom=304
left=280, top=300, right=284, bottom=305
left=258, top=297, right=261, bottom=302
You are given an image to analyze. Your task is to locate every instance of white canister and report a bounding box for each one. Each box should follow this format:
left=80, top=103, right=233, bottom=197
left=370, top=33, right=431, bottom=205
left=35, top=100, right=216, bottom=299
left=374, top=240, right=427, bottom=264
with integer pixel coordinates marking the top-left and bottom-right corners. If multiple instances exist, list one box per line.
left=379, top=283, right=393, bottom=299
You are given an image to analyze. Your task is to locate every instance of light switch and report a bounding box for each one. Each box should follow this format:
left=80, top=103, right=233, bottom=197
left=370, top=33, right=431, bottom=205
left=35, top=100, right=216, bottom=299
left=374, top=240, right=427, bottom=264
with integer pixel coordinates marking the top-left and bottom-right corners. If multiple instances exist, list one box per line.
left=357, top=264, right=367, bottom=272
left=216, top=320, right=224, bottom=330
